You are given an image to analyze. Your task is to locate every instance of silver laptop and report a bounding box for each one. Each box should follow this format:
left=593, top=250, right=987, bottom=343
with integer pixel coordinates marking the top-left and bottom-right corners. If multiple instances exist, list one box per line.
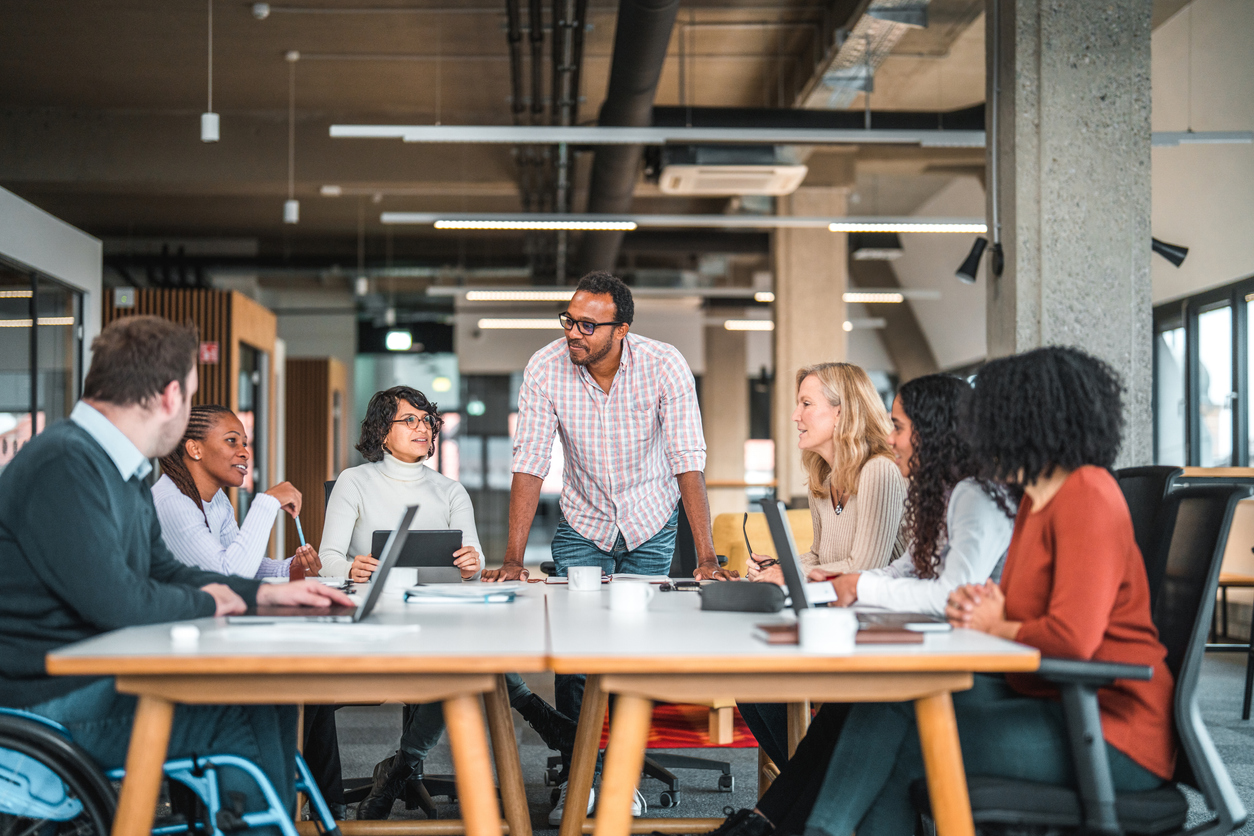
left=227, top=505, right=418, bottom=624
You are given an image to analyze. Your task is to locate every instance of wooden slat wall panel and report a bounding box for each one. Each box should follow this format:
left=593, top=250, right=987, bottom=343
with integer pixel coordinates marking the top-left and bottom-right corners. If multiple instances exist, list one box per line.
left=285, top=359, right=332, bottom=551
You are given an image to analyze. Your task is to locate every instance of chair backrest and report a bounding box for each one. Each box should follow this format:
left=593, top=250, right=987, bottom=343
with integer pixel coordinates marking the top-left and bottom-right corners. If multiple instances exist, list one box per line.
left=672, top=502, right=698, bottom=578
left=324, top=480, right=336, bottom=511
left=1152, top=483, right=1249, bottom=834
left=1115, top=466, right=1182, bottom=609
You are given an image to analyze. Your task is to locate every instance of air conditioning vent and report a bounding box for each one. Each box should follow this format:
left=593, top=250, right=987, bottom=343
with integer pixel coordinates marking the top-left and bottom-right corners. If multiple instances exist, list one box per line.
left=659, top=164, right=809, bottom=196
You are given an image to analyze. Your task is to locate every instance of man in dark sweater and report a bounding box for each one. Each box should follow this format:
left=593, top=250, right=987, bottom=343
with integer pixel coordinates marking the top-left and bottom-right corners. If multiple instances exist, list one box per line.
left=0, top=316, right=352, bottom=826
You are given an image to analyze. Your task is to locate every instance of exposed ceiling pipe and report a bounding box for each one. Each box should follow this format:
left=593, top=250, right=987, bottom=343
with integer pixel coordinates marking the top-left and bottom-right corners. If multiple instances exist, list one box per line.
left=575, top=0, right=680, bottom=277
left=551, top=0, right=588, bottom=282
left=650, top=104, right=984, bottom=131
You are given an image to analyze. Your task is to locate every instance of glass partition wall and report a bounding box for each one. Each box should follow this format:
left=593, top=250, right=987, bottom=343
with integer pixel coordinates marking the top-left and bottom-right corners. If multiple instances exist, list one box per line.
left=0, top=260, right=83, bottom=474
left=1154, top=275, right=1254, bottom=467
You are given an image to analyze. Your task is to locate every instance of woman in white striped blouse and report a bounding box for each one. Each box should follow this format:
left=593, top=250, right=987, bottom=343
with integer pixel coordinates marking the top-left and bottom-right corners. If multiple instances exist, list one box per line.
left=152, top=404, right=320, bottom=579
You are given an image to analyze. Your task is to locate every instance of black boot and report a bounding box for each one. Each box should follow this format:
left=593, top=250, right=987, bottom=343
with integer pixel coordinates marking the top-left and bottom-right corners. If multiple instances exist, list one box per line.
left=514, top=693, right=578, bottom=758
left=355, top=752, right=420, bottom=820
left=704, top=808, right=774, bottom=836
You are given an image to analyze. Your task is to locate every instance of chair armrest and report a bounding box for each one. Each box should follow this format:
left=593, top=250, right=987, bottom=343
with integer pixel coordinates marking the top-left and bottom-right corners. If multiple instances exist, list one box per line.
left=1037, top=657, right=1154, bottom=686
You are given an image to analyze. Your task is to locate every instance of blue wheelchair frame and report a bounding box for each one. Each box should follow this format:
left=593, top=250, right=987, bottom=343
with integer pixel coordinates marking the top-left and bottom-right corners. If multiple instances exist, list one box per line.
left=0, top=707, right=340, bottom=836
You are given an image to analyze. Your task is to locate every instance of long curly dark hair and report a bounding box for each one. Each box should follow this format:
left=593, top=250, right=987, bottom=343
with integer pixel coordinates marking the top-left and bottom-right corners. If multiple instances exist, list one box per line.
left=158, top=404, right=237, bottom=529
left=356, top=386, right=444, bottom=463
left=961, top=346, right=1124, bottom=485
left=898, top=375, right=1016, bottom=579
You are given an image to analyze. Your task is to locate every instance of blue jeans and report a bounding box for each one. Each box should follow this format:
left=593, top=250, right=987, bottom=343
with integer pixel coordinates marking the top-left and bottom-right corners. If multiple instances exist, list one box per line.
left=400, top=673, right=533, bottom=763
left=803, top=675, right=1165, bottom=836
left=28, top=678, right=298, bottom=835
left=551, top=508, right=678, bottom=767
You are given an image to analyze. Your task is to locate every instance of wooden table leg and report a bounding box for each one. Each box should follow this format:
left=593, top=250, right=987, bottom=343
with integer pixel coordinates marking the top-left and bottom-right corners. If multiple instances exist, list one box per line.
left=915, top=692, right=974, bottom=836
left=484, top=675, right=532, bottom=836
left=592, top=694, right=653, bottom=836
left=785, top=701, right=810, bottom=759
left=443, top=693, right=502, bottom=836
left=113, top=695, right=175, bottom=836
left=560, top=675, right=608, bottom=836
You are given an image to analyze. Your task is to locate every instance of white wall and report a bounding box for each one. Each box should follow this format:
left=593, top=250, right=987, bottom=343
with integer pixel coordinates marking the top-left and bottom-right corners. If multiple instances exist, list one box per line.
left=890, top=176, right=989, bottom=370
left=0, top=186, right=102, bottom=359
left=1151, top=0, right=1254, bottom=303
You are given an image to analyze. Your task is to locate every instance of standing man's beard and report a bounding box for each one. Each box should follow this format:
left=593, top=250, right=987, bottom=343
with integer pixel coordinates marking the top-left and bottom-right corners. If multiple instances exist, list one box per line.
left=567, top=337, right=614, bottom=367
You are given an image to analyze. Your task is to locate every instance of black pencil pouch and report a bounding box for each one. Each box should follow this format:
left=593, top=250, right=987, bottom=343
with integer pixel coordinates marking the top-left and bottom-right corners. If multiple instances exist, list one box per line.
left=699, top=581, right=786, bottom=613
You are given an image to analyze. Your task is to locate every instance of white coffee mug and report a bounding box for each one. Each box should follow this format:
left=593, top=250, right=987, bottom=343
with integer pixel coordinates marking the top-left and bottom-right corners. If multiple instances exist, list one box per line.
left=606, top=581, right=656, bottom=611
left=798, top=607, right=858, bottom=654
left=567, top=565, right=603, bottom=591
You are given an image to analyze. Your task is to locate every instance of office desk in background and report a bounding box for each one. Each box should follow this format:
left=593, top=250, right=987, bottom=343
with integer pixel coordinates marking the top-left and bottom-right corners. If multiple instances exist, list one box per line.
left=546, top=587, right=1040, bottom=836
left=46, top=585, right=550, bottom=836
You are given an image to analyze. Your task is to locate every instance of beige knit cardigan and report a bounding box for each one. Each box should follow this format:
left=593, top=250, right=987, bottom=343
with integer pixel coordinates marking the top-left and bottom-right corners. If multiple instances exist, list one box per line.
left=800, top=454, right=909, bottom=575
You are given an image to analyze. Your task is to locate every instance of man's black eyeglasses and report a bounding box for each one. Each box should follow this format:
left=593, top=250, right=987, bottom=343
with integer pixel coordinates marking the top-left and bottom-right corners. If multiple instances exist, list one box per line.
left=392, top=414, right=437, bottom=430
left=559, top=312, right=623, bottom=336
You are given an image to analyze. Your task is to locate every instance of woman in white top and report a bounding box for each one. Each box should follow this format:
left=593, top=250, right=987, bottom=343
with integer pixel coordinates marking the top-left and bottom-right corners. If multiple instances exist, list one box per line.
left=153, top=405, right=319, bottom=579
left=334, top=387, right=576, bottom=821
left=717, top=374, right=1017, bottom=836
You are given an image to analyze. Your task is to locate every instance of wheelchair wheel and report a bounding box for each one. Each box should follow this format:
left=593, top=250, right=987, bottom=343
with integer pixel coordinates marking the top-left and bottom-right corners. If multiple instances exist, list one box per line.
left=0, top=714, right=117, bottom=836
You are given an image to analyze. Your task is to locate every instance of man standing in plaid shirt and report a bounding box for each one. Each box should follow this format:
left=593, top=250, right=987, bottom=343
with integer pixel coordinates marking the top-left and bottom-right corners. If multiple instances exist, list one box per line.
left=483, top=271, right=736, bottom=819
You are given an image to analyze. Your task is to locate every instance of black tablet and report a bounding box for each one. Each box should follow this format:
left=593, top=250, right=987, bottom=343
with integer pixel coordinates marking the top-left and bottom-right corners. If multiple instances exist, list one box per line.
left=371, top=529, right=462, bottom=568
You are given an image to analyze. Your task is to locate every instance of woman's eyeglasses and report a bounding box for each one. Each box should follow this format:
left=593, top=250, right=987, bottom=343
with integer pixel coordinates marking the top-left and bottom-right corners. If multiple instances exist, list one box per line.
left=559, top=312, right=623, bottom=336
left=744, top=513, right=778, bottom=568
left=392, top=414, right=437, bottom=430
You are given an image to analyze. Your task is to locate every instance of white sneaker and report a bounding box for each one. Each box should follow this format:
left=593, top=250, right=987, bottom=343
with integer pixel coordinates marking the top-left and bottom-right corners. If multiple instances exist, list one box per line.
left=548, top=782, right=596, bottom=826
left=632, top=788, right=647, bottom=817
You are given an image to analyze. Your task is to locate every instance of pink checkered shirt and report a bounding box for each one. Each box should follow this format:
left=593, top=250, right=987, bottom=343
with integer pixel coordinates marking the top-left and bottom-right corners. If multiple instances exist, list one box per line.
left=513, top=333, right=707, bottom=552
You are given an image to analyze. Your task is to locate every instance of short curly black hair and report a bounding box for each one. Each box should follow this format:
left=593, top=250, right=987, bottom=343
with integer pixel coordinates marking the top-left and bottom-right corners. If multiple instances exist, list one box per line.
left=962, top=346, right=1124, bottom=485
left=575, top=271, right=634, bottom=325
left=356, top=386, right=444, bottom=463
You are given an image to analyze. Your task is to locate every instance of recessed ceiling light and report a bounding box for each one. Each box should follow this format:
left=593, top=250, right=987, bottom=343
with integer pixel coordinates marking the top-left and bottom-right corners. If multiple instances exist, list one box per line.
left=465, top=290, right=575, bottom=302
left=723, top=320, right=774, bottom=331
left=754, top=291, right=775, bottom=303
left=384, top=330, right=413, bottom=351
left=435, top=220, right=637, bottom=231
left=476, top=318, right=565, bottom=330
left=843, top=292, right=904, bottom=304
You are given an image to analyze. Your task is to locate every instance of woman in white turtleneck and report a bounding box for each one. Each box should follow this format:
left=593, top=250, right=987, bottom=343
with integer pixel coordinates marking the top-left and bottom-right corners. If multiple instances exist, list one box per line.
left=320, top=386, right=480, bottom=582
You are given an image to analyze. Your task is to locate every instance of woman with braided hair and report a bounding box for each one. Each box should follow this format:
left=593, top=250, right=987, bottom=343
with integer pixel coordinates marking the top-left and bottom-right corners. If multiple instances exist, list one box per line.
left=152, top=404, right=320, bottom=579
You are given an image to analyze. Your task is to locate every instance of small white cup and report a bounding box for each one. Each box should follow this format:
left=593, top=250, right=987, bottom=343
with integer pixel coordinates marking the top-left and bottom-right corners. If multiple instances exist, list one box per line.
left=607, top=581, right=656, bottom=611
left=798, top=607, right=858, bottom=654
left=567, top=566, right=603, bottom=591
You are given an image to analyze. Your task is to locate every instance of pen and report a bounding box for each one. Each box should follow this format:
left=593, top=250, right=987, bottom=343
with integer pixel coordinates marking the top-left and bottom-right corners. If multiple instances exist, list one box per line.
left=294, top=516, right=307, bottom=548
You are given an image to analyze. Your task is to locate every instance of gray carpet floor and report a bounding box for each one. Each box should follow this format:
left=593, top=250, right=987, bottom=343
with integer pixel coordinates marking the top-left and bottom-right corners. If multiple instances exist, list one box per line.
left=334, top=656, right=1254, bottom=832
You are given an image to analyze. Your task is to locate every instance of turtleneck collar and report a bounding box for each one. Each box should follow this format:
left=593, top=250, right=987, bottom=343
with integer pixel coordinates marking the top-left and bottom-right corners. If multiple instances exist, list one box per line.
left=380, top=451, right=431, bottom=482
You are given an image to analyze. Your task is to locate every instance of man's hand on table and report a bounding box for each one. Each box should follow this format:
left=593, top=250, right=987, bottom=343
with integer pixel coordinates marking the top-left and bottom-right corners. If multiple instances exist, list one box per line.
left=200, top=583, right=246, bottom=617
left=257, top=580, right=355, bottom=608
left=481, top=562, right=530, bottom=582
left=694, top=560, right=739, bottom=581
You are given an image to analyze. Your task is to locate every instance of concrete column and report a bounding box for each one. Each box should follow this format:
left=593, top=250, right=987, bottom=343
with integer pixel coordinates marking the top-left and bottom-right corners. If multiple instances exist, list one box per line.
left=704, top=325, right=749, bottom=519
left=773, top=187, right=849, bottom=504
left=987, top=0, right=1153, bottom=466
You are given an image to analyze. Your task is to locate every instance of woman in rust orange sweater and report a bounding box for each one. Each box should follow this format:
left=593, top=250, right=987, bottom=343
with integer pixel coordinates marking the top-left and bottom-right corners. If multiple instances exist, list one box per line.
left=796, top=346, right=1173, bottom=836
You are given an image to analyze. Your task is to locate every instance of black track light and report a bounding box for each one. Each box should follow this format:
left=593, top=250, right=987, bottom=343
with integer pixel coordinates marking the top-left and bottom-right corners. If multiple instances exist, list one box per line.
left=955, top=237, right=988, bottom=284
left=1152, top=238, right=1188, bottom=268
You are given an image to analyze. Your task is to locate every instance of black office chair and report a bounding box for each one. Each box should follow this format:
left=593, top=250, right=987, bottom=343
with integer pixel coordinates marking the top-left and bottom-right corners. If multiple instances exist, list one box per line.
left=911, top=483, right=1250, bottom=836
left=1115, top=466, right=1183, bottom=611
left=322, top=479, right=459, bottom=815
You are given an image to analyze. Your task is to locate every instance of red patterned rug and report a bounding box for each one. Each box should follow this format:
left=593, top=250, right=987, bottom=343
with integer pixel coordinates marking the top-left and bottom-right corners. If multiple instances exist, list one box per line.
left=598, top=702, right=758, bottom=748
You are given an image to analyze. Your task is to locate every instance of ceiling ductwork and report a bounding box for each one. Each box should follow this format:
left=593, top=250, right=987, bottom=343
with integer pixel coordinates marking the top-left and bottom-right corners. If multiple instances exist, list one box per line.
left=802, top=0, right=930, bottom=110
left=575, top=0, right=681, bottom=277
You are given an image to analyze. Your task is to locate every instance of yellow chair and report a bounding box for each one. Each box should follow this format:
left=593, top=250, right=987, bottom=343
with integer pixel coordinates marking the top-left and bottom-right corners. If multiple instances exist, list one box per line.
left=713, top=509, right=814, bottom=577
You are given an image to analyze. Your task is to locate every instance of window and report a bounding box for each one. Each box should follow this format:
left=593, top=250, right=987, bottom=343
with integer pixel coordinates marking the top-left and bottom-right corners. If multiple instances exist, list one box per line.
left=1153, top=275, right=1254, bottom=467
left=0, top=261, right=83, bottom=475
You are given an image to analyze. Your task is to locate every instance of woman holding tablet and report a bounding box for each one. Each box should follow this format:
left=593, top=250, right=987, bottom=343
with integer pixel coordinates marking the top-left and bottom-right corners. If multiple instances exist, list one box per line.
left=325, top=386, right=575, bottom=820
left=721, top=374, right=1016, bottom=835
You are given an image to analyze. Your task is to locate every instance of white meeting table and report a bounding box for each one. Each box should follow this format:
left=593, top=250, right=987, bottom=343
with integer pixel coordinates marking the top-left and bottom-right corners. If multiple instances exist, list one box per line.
left=46, top=584, right=550, bottom=836
left=546, top=586, right=1040, bottom=836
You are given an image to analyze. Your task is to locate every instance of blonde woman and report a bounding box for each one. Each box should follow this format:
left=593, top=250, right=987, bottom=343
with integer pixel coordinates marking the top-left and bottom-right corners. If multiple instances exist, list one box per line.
left=749, top=362, right=908, bottom=582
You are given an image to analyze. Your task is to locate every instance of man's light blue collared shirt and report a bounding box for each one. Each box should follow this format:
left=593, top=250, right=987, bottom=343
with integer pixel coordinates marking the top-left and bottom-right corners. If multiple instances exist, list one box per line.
left=69, top=401, right=153, bottom=482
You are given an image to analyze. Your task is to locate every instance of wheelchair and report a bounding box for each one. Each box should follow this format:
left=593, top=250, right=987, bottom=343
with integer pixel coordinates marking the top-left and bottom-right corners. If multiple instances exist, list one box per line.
left=0, top=707, right=340, bottom=836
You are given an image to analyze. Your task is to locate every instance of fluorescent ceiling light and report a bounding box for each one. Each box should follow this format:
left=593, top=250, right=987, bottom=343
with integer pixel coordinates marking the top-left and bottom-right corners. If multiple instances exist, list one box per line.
left=430, top=286, right=775, bottom=301
left=754, top=291, right=775, bottom=303
left=331, top=124, right=986, bottom=148
left=434, top=219, right=637, bottom=231
left=0, top=317, right=76, bottom=328
left=724, top=320, right=775, bottom=331
left=388, top=213, right=986, bottom=232
left=1152, top=131, right=1254, bottom=147
left=465, top=290, right=575, bottom=302
left=0, top=290, right=34, bottom=299
left=384, top=329, right=413, bottom=351
left=477, top=318, right=565, bottom=330
left=844, top=292, right=904, bottom=304
left=829, top=222, right=986, bottom=234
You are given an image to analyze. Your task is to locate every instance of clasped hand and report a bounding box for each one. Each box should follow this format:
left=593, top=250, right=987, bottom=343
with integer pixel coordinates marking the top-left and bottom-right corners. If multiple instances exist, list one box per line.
left=945, top=579, right=1020, bottom=639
